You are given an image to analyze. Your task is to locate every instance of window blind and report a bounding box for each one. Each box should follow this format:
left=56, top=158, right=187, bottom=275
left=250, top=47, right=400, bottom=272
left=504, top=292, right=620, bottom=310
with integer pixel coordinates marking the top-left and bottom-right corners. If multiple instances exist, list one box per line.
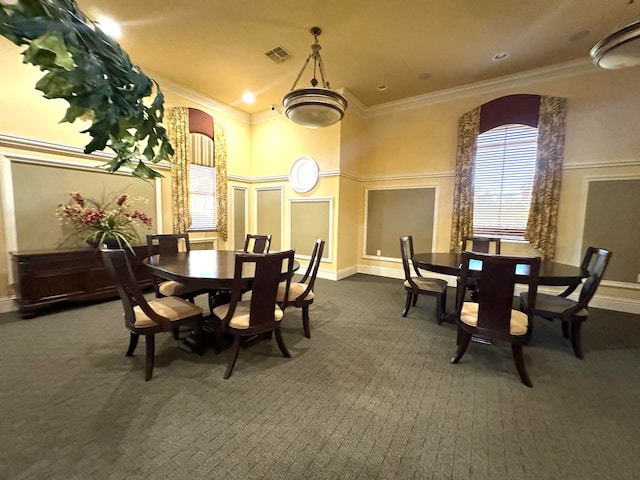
left=189, top=164, right=217, bottom=231
left=473, top=123, right=538, bottom=240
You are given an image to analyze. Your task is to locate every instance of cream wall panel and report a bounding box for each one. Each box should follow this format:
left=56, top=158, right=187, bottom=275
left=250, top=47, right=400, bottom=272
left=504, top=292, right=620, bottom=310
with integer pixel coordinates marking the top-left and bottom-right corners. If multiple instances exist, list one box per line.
left=250, top=117, right=341, bottom=176
left=232, top=185, right=247, bottom=250
left=0, top=42, right=90, bottom=147
left=255, top=187, right=283, bottom=251
left=337, top=176, right=362, bottom=271
left=290, top=198, right=332, bottom=258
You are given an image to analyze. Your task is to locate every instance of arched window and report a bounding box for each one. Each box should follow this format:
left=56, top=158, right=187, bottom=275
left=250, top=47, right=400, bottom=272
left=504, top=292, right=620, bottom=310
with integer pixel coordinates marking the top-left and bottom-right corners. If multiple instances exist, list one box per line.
left=451, top=94, right=567, bottom=258
left=166, top=107, right=228, bottom=239
left=473, top=123, right=538, bottom=239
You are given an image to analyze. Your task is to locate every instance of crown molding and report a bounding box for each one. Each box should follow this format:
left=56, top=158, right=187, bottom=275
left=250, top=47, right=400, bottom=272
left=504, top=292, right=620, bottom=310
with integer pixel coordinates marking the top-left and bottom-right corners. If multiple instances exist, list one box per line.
left=146, top=69, right=252, bottom=124
left=363, top=58, right=597, bottom=117
left=340, top=88, right=366, bottom=118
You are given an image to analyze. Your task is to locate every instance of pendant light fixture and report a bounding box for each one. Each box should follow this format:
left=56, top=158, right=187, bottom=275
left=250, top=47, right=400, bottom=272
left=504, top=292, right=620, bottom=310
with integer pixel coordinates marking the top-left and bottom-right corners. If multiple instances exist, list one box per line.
left=282, top=27, right=348, bottom=128
left=591, top=19, right=640, bottom=69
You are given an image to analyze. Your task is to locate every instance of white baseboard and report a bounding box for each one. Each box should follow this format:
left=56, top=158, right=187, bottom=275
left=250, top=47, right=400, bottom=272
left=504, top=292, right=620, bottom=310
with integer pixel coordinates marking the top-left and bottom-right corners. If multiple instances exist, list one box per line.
left=0, top=297, right=18, bottom=314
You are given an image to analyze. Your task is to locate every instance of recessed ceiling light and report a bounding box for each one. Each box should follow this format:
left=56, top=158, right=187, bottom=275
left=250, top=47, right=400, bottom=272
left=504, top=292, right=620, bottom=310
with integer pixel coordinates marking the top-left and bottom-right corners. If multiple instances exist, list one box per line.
left=492, top=52, right=509, bottom=62
left=242, top=92, right=255, bottom=104
left=96, top=16, right=121, bottom=39
left=418, top=72, right=432, bottom=80
left=376, top=84, right=388, bottom=91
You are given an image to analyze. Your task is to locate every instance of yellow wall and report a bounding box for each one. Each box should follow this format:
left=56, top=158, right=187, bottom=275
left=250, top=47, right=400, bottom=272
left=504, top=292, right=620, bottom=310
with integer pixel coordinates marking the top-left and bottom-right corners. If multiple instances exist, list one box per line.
left=1, top=34, right=639, bottom=310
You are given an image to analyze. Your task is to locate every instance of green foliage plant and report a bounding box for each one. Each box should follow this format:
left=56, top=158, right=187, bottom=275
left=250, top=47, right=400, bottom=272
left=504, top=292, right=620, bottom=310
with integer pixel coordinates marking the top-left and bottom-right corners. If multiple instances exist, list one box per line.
left=0, top=0, right=173, bottom=180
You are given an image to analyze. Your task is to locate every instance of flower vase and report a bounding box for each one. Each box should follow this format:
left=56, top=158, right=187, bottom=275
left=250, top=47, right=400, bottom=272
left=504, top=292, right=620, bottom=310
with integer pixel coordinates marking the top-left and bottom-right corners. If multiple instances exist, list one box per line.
left=87, top=237, right=121, bottom=249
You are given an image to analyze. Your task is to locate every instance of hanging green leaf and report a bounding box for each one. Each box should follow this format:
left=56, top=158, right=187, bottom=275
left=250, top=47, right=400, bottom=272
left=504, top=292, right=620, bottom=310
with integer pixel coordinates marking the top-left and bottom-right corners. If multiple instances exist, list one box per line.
left=0, top=0, right=173, bottom=180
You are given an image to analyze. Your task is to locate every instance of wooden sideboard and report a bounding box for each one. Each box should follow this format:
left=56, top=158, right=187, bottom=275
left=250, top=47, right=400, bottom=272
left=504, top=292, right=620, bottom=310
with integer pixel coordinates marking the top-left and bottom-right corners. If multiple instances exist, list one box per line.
left=10, top=245, right=153, bottom=318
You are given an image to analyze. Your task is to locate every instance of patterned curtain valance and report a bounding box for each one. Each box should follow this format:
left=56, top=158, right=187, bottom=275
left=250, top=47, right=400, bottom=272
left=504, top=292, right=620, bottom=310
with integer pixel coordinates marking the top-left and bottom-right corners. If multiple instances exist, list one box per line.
left=450, top=94, right=568, bottom=258
left=167, top=107, right=228, bottom=240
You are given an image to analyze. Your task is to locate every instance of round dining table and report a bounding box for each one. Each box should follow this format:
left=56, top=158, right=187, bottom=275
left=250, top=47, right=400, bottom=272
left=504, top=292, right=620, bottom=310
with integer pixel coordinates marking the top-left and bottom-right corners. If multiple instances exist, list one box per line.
left=412, top=252, right=588, bottom=289
left=145, top=249, right=300, bottom=291
left=145, top=249, right=300, bottom=353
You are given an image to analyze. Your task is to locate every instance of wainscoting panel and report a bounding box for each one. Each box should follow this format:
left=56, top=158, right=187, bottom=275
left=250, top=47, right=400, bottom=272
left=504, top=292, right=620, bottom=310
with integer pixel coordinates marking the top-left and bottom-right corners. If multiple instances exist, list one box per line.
left=290, top=197, right=332, bottom=259
left=583, top=177, right=640, bottom=283
left=364, top=187, right=437, bottom=258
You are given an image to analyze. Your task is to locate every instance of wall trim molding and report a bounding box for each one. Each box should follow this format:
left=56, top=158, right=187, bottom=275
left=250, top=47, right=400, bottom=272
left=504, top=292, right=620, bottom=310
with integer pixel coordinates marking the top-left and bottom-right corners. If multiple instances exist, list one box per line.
left=363, top=58, right=596, bottom=117
left=0, top=133, right=172, bottom=171
left=0, top=297, right=17, bottom=314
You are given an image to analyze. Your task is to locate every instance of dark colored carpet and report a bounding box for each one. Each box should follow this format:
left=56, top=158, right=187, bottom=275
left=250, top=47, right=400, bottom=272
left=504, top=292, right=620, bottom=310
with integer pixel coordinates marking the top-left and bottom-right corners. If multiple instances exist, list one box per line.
left=1, top=274, right=639, bottom=480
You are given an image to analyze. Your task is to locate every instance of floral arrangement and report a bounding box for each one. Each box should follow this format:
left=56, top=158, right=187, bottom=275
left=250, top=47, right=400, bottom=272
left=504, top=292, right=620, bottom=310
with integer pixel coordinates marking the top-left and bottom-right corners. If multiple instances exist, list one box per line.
left=57, top=191, right=152, bottom=250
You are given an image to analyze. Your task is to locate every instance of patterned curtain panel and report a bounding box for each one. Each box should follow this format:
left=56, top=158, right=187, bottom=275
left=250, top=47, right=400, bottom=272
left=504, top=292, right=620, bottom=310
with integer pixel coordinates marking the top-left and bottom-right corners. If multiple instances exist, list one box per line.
left=525, top=96, right=568, bottom=259
left=213, top=120, right=228, bottom=241
left=450, top=107, right=480, bottom=252
left=166, top=107, right=191, bottom=233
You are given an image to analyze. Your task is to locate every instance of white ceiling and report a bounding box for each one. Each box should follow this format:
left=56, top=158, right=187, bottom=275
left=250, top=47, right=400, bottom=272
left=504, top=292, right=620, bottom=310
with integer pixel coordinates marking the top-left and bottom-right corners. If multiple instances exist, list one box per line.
left=76, top=0, right=640, bottom=114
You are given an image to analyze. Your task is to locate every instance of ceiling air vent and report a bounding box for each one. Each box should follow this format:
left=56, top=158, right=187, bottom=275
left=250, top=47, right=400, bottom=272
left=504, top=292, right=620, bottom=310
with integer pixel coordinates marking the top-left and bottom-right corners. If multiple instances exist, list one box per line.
left=264, top=46, right=293, bottom=64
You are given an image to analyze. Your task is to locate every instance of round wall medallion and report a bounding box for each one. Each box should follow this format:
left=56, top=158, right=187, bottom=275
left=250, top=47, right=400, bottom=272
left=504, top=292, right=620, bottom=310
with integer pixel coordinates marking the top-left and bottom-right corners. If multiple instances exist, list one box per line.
left=289, top=156, right=319, bottom=193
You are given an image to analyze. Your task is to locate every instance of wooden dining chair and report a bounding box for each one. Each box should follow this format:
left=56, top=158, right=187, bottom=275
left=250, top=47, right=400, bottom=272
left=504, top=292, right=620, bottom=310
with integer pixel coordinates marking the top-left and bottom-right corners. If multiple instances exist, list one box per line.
left=101, top=248, right=204, bottom=381
left=276, top=238, right=325, bottom=338
left=519, top=246, right=612, bottom=359
left=461, top=236, right=502, bottom=300
left=462, top=236, right=502, bottom=254
left=146, top=233, right=208, bottom=301
left=244, top=234, right=272, bottom=254
left=211, top=249, right=295, bottom=379
left=451, top=251, right=541, bottom=387
left=399, top=235, right=448, bottom=323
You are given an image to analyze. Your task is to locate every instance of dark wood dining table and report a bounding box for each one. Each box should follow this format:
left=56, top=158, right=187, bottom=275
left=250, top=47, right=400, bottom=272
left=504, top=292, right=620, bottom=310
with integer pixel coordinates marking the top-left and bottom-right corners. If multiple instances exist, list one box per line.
left=413, top=252, right=587, bottom=288
left=412, top=252, right=589, bottom=323
left=145, top=249, right=300, bottom=352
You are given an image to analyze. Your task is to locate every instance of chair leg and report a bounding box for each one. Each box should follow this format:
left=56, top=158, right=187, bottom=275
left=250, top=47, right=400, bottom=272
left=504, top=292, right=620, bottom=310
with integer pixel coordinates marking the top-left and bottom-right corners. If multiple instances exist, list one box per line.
left=274, top=325, right=291, bottom=358
left=224, top=335, right=241, bottom=379
left=570, top=321, right=584, bottom=359
left=172, top=327, right=180, bottom=340
left=412, top=293, right=418, bottom=306
left=126, top=333, right=139, bottom=356
left=301, top=305, right=311, bottom=338
left=402, top=291, right=412, bottom=317
left=144, top=334, right=155, bottom=381
left=450, top=328, right=472, bottom=364
left=523, top=315, right=534, bottom=345
left=435, top=293, right=445, bottom=325
left=511, top=342, right=533, bottom=388
left=561, top=320, right=570, bottom=339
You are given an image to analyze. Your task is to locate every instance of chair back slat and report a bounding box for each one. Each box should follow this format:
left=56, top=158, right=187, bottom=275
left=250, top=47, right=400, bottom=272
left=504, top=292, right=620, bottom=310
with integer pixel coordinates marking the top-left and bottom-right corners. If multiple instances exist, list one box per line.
left=462, top=236, right=501, bottom=254
left=458, top=251, right=540, bottom=334
left=400, top=235, right=416, bottom=286
left=244, top=234, right=272, bottom=254
left=146, top=233, right=190, bottom=257
left=578, top=247, right=612, bottom=306
left=101, top=248, right=170, bottom=331
left=298, top=238, right=325, bottom=292
left=226, top=250, right=295, bottom=328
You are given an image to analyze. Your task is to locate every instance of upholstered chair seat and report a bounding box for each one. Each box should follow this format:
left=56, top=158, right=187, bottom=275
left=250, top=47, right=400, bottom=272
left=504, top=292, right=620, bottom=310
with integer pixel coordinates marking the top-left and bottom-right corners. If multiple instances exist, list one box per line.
left=460, top=302, right=528, bottom=336
left=133, top=296, right=203, bottom=328
left=213, top=301, right=284, bottom=329
left=519, top=292, right=588, bottom=318
left=276, top=281, right=314, bottom=302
